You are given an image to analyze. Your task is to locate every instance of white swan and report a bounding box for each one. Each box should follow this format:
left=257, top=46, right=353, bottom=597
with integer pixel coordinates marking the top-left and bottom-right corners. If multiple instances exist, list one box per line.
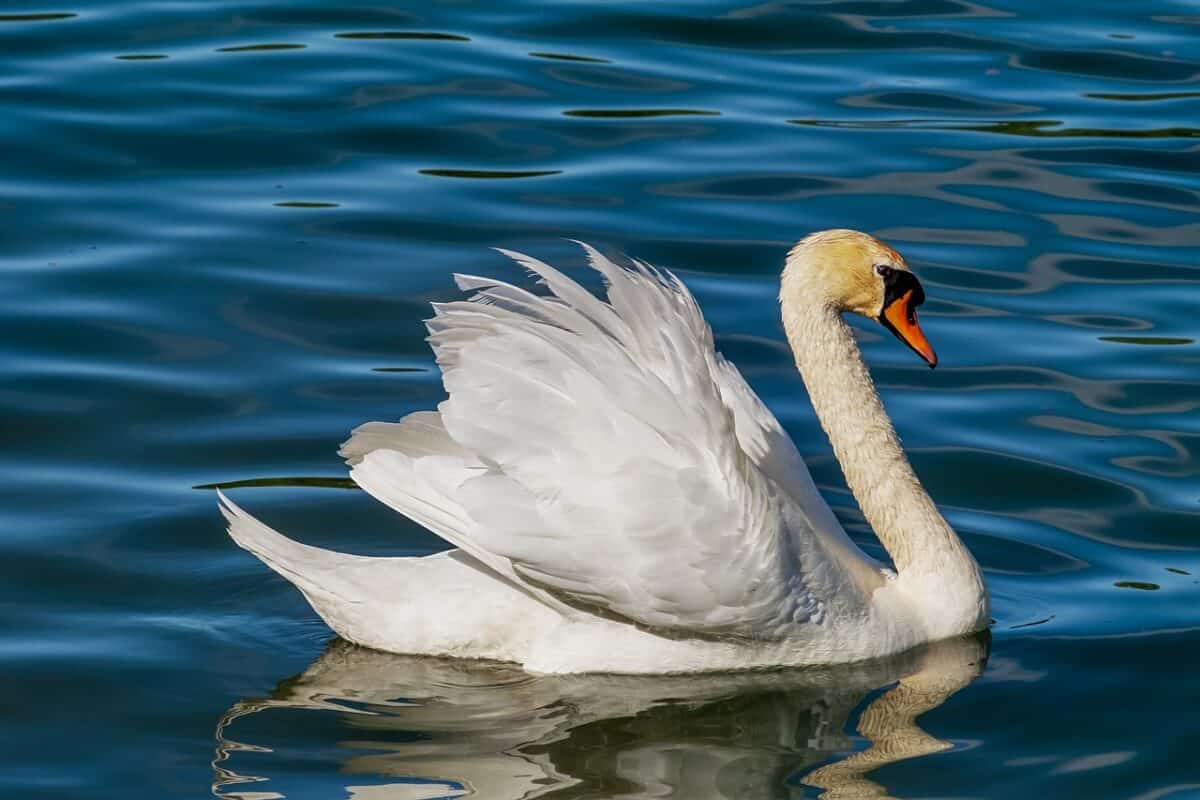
left=220, top=229, right=988, bottom=674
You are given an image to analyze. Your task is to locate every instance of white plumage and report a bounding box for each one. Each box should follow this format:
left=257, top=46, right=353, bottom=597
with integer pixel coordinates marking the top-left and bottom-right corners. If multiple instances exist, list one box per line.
left=222, top=232, right=988, bottom=673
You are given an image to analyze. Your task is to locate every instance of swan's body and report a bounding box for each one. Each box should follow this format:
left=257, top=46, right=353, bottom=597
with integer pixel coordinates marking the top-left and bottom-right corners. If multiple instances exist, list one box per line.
left=221, top=231, right=988, bottom=674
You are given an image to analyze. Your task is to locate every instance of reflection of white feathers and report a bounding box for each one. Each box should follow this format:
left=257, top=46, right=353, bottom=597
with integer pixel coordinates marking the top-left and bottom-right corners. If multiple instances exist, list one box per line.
left=222, top=236, right=987, bottom=673
left=212, top=635, right=987, bottom=800
left=345, top=785, right=467, bottom=800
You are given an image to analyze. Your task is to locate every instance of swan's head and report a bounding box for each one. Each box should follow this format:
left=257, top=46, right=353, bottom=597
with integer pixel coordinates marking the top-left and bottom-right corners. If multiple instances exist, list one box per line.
left=784, top=229, right=937, bottom=368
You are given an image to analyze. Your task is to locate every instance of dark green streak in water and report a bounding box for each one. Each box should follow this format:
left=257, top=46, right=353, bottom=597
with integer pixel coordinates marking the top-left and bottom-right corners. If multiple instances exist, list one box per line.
left=419, top=168, right=561, bottom=179
left=115, top=54, right=168, bottom=60
left=217, top=43, right=306, bottom=52
left=1113, top=581, right=1162, bottom=591
left=565, top=108, right=721, bottom=118
left=334, top=31, right=470, bottom=41
left=195, top=477, right=358, bottom=490
left=1099, top=336, right=1193, bottom=346
left=529, top=51, right=612, bottom=63
left=788, top=118, right=1200, bottom=138
left=0, top=12, right=76, bottom=21
left=274, top=201, right=340, bottom=208
left=1086, top=91, right=1200, bottom=102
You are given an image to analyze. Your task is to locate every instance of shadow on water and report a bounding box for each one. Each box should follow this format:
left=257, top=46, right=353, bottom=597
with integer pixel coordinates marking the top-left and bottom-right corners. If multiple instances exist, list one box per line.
left=212, top=633, right=989, bottom=799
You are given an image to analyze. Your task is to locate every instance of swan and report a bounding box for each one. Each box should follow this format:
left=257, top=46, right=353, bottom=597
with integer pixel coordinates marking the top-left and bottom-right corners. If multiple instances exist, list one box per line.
left=220, top=229, right=988, bottom=674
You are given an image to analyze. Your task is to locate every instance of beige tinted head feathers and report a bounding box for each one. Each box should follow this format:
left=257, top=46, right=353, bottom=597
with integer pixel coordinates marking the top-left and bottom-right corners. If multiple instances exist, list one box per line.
left=783, top=229, right=937, bottom=367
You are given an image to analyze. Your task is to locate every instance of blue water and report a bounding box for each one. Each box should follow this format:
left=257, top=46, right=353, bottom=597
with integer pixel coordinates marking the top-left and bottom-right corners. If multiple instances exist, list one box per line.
left=4, top=1, right=1199, bottom=797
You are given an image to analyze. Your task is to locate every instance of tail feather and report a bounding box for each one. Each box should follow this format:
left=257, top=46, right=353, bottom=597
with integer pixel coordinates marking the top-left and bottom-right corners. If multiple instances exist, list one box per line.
left=219, top=489, right=369, bottom=606
left=218, top=489, right=563, bottom=658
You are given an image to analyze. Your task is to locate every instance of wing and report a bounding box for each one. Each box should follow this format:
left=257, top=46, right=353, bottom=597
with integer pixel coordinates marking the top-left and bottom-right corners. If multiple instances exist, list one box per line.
left=352, top=245, right=854, bottom=636
left=710, top=355, right=887, bottom=592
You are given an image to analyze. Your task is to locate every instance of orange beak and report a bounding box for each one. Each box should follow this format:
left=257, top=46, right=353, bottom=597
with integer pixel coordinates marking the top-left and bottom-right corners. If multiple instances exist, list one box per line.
left=881, top=289, right=937, bottom=368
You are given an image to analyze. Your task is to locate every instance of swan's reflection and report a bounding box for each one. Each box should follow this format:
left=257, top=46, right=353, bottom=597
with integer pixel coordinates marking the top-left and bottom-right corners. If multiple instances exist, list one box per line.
left=214, top=633, right=987, bottom=800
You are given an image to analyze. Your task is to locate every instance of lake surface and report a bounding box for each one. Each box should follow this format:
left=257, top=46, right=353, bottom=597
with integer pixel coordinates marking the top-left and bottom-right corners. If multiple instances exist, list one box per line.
left=3, top=0, right=1199, bottom=797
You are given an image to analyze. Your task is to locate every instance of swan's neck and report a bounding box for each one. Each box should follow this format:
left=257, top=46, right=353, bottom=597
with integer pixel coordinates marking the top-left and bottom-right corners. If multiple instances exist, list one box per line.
left=780, top=282, right=985, bottom=617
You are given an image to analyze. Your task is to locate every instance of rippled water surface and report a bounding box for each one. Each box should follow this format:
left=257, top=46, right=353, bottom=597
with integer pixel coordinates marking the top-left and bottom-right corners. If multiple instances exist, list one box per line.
left=4, top=1, right=1199, bottom=797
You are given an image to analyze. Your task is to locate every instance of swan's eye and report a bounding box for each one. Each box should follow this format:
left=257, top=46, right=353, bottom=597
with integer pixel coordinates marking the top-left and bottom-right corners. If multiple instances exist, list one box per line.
left=875, top=264, right=891, bottom=277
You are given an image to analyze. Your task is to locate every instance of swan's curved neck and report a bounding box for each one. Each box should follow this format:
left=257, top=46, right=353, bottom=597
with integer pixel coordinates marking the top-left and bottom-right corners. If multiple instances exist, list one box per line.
left=780, top=276, right=983, bottom=603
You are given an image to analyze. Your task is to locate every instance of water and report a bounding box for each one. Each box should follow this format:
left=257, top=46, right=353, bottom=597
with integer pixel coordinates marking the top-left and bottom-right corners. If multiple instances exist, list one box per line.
left=3, top=0, right=1198, bottom=796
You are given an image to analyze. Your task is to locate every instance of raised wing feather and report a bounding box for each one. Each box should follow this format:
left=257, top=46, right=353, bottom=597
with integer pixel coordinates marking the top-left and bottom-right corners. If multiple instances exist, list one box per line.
left=710, top=354, right=886, bottom=594
left=364, top=245, right=840, bottom=637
